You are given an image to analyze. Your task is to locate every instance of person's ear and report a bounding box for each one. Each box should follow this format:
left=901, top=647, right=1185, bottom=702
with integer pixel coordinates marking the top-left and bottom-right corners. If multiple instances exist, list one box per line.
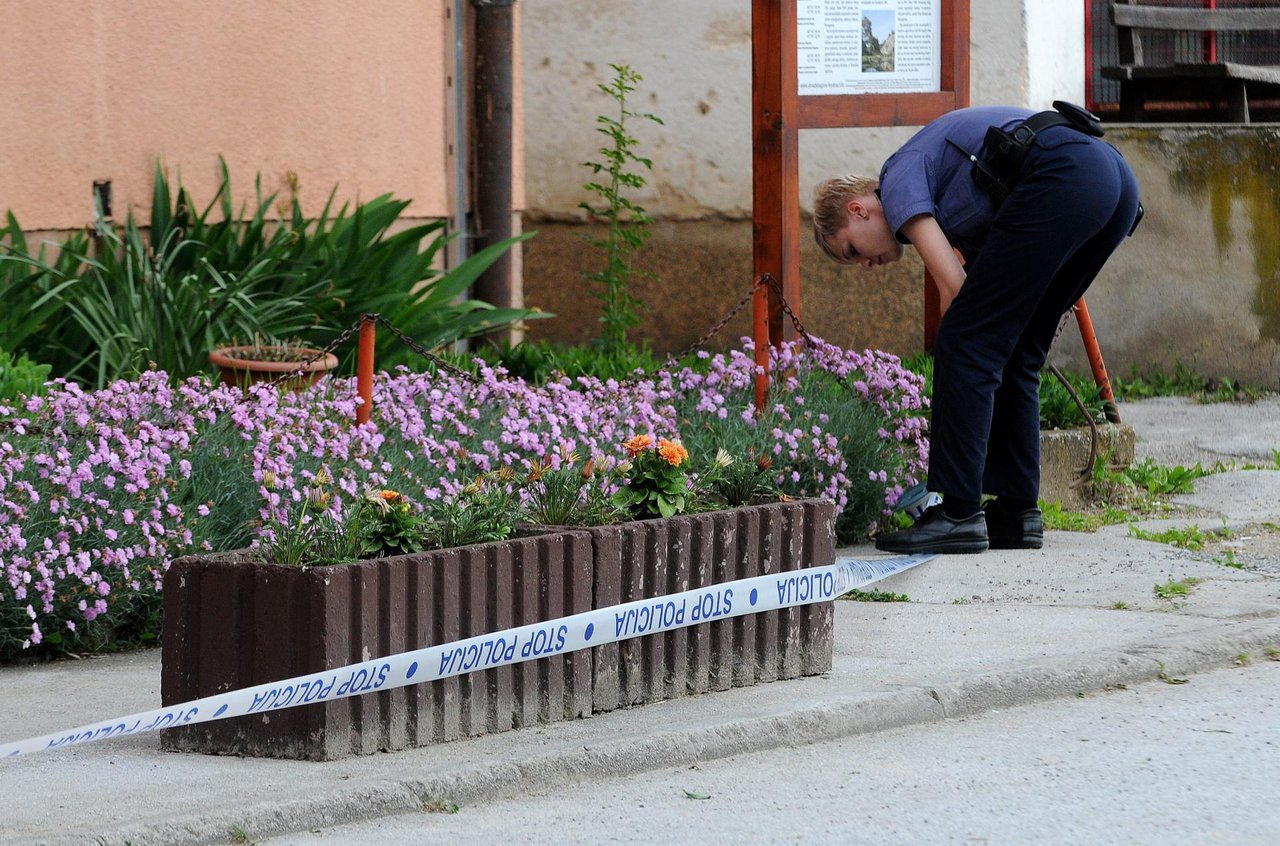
left=845, top=198, right=870, bottom=221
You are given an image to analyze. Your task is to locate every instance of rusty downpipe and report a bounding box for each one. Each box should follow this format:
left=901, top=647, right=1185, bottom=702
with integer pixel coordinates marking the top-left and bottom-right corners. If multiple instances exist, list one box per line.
left=471, top=0, right=517, bottom=343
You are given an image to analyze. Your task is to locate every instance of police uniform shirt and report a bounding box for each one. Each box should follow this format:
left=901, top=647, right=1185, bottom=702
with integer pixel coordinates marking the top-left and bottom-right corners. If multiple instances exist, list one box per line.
left=878, top=106, right=1033, bottom=259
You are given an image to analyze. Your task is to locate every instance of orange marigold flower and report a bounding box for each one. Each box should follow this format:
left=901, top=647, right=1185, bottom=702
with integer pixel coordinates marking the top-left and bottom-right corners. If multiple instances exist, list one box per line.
left=623, top=434, right=654, bottom=457
left=657, top=438, right=689, bottom=466
left=380, top=489, right=402, bottom=502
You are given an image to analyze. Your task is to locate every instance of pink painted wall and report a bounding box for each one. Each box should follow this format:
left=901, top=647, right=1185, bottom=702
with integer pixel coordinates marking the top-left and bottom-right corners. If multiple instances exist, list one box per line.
left=0, top=1, right=460, bottom=231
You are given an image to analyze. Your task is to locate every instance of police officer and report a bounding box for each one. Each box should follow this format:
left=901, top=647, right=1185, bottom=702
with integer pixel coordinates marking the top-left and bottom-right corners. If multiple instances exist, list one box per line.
left=813, top=104, right=1141, bottom=554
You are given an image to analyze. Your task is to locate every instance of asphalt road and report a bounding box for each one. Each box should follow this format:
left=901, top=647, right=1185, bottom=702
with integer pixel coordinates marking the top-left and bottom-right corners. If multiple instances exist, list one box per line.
left=266, top=660, right=1280, bottom=846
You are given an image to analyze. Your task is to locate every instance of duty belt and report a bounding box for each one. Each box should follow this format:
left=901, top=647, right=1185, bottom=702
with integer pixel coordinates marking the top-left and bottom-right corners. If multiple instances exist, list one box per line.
left=948, top=100, right=1143, bottom=236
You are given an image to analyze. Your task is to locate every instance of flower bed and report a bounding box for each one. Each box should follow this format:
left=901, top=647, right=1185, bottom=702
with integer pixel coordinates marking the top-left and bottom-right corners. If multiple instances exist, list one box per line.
left=0, top=339, right=927, bottom=661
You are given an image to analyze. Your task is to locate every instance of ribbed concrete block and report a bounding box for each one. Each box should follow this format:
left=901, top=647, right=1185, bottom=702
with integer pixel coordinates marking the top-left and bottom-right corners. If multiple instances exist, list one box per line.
left=589, top=498, right=836, bottom=714
left=161, top=501, right=836, bottom=760
left=161, top=532, right=593, bottom=760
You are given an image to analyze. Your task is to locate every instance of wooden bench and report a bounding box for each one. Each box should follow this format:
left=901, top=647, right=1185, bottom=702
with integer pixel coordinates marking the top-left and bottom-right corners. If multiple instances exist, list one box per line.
left=1102, top=1, right=1280, bottom=122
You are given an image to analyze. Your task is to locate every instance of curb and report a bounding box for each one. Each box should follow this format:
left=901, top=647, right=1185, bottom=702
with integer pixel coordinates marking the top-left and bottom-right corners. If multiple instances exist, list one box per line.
left=54, top=617, right=1280, bottom=846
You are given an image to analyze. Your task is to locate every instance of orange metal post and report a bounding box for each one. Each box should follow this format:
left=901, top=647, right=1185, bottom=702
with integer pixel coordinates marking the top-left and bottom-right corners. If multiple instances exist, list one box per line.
left=753, top=281, right=771, bottom=413
left=1074, top=297, right=1120, bottom=423
left=356, top=315, right=376, bottom=426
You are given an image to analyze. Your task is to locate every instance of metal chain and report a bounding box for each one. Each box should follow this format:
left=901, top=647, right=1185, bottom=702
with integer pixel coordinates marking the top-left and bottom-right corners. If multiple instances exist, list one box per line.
left=654, top=284, right=759, bottom=373
left=265, top=317, right=366, bottom=388
left=759, top=273, right=819, bottom=349
left=368, top=314, right=485, bottom=385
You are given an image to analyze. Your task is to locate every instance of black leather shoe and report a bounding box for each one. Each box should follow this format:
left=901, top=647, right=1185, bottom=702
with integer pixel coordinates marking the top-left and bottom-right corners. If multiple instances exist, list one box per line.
left=982, top=500, right=1044, bottom=549
left=875, top=505, right=988, bottom=554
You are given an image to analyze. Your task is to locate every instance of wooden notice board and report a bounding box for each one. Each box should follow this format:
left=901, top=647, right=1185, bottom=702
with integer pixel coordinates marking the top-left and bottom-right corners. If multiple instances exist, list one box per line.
left=751, top=0, right=970, bottom=373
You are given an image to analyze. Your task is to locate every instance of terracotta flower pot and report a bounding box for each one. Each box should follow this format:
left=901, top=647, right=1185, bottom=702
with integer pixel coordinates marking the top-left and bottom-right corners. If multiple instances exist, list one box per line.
left=208, top=345, right=339, bottom=391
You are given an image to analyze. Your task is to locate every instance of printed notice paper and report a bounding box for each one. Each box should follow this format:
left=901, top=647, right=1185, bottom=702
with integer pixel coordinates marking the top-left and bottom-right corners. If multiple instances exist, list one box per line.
left=798, top=0, right=942, bottom=96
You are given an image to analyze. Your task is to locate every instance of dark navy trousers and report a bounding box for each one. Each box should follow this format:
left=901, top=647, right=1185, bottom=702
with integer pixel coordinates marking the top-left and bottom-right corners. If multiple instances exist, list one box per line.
left=928, top=129, right=1141, bottom=503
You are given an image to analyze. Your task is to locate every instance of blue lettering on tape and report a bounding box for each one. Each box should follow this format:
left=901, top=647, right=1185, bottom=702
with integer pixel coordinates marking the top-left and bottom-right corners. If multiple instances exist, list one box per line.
left=690, top=587, right=733, bottom=623
left=776, top=571, right=836, bottom=605
left=614, top=598, right=687, bottom=638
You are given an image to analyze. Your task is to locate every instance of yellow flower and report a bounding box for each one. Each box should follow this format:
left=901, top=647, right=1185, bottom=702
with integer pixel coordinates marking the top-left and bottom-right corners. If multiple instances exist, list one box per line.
left=314, top=468, right=333, bottom=487
left=657, top=438, right=689, bottom=467
left=616, top=460, right=633, bottom=476
left=307, top=487, right=332, bottom=509
left=623, top=434, right=654, bottom=457
left=712, top=449, right=734, bottom=470
left=494, top=465, right=517, bottom=483
left=261, top=470, right=277, bottom=490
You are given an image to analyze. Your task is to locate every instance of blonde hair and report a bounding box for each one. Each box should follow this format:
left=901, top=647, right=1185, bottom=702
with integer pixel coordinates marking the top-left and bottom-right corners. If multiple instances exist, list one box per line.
left=812, top=174, right=879, bottom=262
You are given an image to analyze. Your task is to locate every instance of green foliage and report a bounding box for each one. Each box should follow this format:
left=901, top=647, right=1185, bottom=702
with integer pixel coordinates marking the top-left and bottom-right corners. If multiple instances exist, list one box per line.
left=698, top=448, right=778, bottom=509
left=1039, top=501, right=1103, bottom=532
left=1211, top=549, right=1243, bottom=569
left=675, top=365, right=896, bottom=544
left=258, top=473, right=368, bottom=567
left=1128, top=522, right=1231, bottom=551
left=0, top=161, right=544, bottom=386
left=579, top=64, right=663, bottom=352
left=612, top=436, right=692, bottom=519
left=1122, top=458, right=1208, bottom=496
left=522, top=451, right=626, bottom=527
left=1038, top=369, right=1107, bottom=430
left=841, top=588, right=911, bottom=602
left=1153, top=577, right=1200, bottom=600
left=361, top=490, right=429, bottom=558
left=0, top=212, right=85, bottom=356
left=791, top=378, right=895, bottom=543
left=1092, top=457, right=1210, bottom=509
left=476, top=339, right=665, bottom=385
left=0, top=348, right=51, bottom=400
left=422, top=478, right=522, bottom=549
left=1113, top=362, right=1267, bottom=403
left=260, top=475, right=519, bottom=567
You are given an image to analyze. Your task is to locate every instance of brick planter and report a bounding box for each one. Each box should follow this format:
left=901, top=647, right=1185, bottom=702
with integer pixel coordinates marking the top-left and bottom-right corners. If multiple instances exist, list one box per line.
left=161, top=499, right=836, bottom=760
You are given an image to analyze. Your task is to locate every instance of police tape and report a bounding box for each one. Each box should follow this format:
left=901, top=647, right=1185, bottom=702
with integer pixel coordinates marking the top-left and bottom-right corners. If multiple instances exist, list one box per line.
left=0, top=553, right=932, bottom=759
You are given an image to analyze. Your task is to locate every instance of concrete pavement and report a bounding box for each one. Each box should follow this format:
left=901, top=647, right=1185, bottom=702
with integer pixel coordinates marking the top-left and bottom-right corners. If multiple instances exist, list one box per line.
left=1, top=396, right=1278, bottom=846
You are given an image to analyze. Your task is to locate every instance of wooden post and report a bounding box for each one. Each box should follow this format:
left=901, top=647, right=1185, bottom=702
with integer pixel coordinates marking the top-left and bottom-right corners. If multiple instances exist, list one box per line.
left=753, top=280, right=770, bottom=412
left=752, top=0, right=802, bottom=356
left=356, top=315, right=376, bottom=426
left=750, top=1, right=971, bottom=399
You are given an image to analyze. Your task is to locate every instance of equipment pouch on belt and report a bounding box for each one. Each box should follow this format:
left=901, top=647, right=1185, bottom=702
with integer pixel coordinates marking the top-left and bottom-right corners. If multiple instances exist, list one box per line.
left=952, top=101, right=1112, bottom=207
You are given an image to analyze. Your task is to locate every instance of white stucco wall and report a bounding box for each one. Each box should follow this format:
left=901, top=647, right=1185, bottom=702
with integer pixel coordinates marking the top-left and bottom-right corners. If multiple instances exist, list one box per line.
left=523, top=0, right=1085, bottom=219
left=1026, top=0, right=1086, bottom=108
